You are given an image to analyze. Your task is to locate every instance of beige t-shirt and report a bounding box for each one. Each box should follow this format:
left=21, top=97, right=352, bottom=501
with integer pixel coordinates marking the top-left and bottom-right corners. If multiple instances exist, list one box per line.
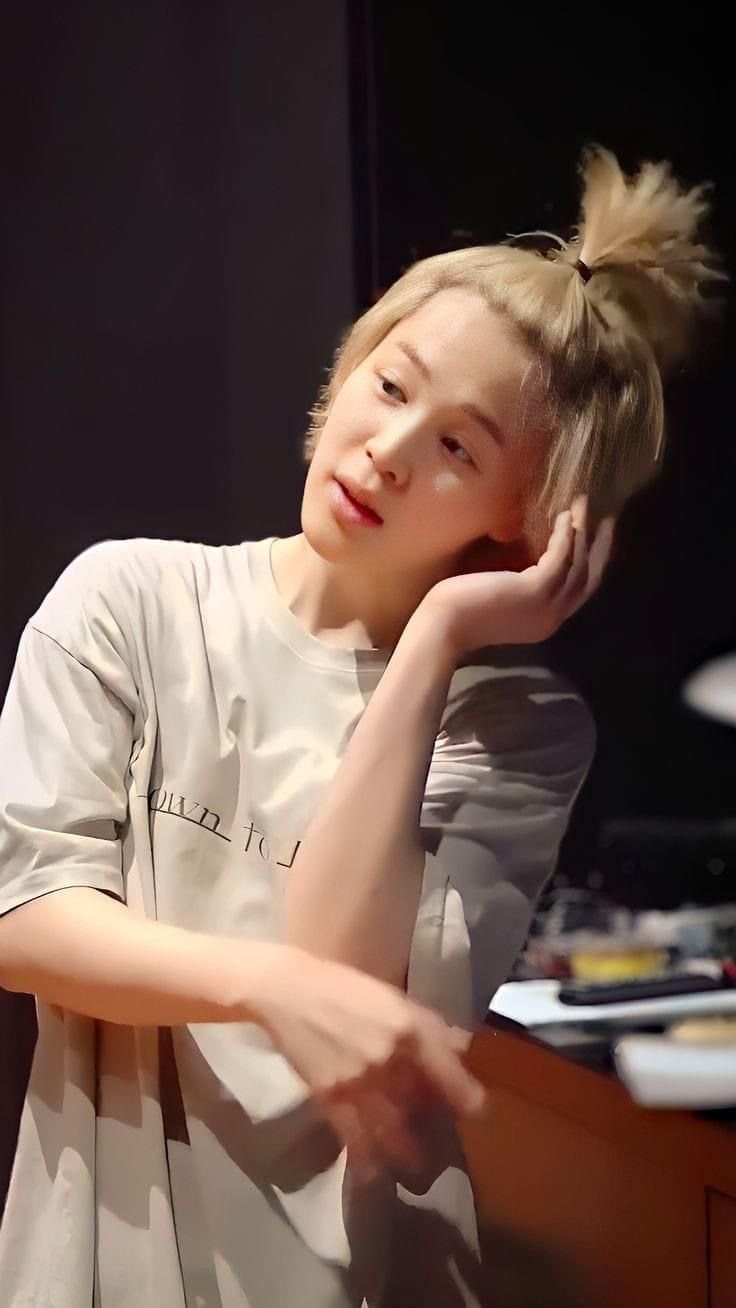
left=0, top=536, right=595, bottom=1307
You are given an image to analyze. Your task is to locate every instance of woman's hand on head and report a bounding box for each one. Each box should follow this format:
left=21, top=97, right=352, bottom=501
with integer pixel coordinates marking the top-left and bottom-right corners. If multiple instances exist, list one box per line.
left=420, top=496, right=616, bottom=658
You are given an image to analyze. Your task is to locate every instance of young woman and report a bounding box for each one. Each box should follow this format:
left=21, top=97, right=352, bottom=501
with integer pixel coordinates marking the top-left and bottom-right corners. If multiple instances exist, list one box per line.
left=0, top=147, right=719, bottom=1306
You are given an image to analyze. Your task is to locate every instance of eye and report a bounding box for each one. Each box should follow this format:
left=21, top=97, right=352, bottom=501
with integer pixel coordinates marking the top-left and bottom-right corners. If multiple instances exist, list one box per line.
left=375, top=373, right=476, bottom=467
left=441, top=435, right=474, bottom=466
left=378, top=375, right=404, bottom=401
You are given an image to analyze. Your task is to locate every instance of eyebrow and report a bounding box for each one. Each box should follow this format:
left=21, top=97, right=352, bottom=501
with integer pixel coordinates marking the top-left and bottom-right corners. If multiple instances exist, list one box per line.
left=395, top=339, right=505, bottom=446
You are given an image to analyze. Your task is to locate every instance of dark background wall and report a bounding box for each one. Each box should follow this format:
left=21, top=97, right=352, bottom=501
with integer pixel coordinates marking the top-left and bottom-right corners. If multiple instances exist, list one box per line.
left=1, top=0, right=358, bottom=677
left=1, top=0, right=735, bottom=1207
left=0, top=0, right=356, bottom=1214
left=363, top=4, right=736, bottom=909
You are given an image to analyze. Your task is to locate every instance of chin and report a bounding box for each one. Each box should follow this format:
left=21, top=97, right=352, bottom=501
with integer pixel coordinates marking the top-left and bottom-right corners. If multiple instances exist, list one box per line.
left=299, top=492, right=350, bottom=564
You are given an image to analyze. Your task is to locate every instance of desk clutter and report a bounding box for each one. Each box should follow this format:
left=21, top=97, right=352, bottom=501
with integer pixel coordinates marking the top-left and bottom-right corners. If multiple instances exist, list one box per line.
left=497, top=890, right=736, bottom=1109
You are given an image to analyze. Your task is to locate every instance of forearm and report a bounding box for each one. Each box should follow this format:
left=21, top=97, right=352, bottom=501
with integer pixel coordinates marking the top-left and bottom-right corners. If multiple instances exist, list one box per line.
left=0, top=885, right=291, bottom=1026
left=283, top=607, right=457, bottom=987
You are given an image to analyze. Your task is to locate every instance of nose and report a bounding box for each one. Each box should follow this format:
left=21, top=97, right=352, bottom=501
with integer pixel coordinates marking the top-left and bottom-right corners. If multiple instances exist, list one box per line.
left=365, top=411, right=428, bottom=480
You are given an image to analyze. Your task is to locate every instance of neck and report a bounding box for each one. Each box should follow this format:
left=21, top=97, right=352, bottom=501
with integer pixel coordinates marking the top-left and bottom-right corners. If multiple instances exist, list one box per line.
left=270, top=533, right=437, bottom=653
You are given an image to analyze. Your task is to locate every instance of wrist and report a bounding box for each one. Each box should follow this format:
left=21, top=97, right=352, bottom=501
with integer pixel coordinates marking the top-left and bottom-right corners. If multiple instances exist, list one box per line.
left=401, top=599, right=459, bottom=674
left=225, top=938, right=306, bottom=1028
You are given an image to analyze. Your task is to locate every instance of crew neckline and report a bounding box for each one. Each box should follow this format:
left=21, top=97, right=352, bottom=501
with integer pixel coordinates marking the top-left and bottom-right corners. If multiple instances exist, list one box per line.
left=246, top=536, right=392, bottom=673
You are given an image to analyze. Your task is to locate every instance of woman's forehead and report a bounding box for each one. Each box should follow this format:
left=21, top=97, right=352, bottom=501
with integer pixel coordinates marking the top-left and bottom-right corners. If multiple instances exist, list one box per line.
left=377, top=289, right=539, bottom=440
left=382, top=289, right=532, bottom=388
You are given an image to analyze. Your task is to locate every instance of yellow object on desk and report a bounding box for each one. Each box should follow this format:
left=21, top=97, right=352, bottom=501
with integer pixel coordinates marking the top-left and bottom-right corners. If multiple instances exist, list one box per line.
left=569, top=949, right=669, bottom=981
left=669, top=1015, right=736, bottom=1044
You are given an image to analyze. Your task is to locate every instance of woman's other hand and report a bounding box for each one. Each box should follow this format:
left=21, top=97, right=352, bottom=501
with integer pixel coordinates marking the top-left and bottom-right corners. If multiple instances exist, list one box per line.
left=419, top=495, right=616, bottom=658
left=250, top=944, right=485, bottom=1183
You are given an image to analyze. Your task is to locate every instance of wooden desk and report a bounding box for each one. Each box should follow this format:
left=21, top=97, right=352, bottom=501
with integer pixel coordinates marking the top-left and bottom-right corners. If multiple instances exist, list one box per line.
left=459, top=1022, right=736, bottom=1308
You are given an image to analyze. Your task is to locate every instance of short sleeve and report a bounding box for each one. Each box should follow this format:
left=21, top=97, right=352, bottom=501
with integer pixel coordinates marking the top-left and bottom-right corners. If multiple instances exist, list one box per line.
left=408, top=656, right=596, bottom=1026
left=0, top=544, right=142, bottom=918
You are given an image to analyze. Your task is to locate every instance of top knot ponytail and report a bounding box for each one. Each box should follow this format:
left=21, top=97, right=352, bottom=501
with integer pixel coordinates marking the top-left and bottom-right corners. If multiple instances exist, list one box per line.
left=556, top=145, right=723, bottom=371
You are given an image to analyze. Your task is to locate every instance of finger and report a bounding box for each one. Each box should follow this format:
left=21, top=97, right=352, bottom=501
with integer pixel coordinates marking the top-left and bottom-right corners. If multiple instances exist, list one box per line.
left=322, top=1097, right=382, bottom=1183
left=568, top=515, right=616, bottom=616
left=380, top=1046, right=448, bottom=1116
left=324, top=1075, right=426, bottom=1180
left=448, top=1025, right=474, bottom=1056
left=355, top=1085, right=426, bottom=1174
left=533, top=511, right=572, bottom=577
left=570, top=493, right=589, bottom=536
left=414, top=1022, right=488, bottom=1120
left=319, top=1093, right=362, bottom=1149
left=558, top=511, right=590, bottom=610
left=534, top=511, right=576, bottom=594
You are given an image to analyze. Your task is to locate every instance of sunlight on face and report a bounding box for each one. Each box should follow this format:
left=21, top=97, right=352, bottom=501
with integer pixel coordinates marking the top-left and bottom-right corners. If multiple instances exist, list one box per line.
left=302, top=287, right=545, bottom=583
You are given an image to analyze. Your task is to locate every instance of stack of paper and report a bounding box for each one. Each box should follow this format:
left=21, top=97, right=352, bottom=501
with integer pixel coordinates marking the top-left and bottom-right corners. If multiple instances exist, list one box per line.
left=489, top=979, right=736, bottom=1029
left=613, top=1036, right=736, bottom=1107
left=488, top=981, right=736, bottom=1108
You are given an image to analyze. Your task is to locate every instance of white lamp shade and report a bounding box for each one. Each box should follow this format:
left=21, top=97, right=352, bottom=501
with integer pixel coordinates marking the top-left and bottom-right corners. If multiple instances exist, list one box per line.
left=682, top=652, right=736, bottom=729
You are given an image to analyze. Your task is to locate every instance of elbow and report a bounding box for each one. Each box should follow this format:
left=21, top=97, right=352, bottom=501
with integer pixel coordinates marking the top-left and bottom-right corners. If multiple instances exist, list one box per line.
left=0, top=956, right=28, bottom=995
left=0, top=918, right=19, bottom=990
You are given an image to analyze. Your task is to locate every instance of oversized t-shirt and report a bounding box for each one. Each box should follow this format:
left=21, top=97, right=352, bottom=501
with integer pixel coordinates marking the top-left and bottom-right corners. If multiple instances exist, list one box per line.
left=0, top=535, right=596, bottom=1307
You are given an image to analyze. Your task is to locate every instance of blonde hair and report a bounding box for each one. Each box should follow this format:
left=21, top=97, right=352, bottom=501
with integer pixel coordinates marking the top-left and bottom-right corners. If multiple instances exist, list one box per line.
left=302, top=146, right=723, bottom=553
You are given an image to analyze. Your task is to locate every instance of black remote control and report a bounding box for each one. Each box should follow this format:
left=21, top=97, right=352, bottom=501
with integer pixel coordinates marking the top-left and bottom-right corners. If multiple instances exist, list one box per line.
left=557, top=972, right=724, bottom=1006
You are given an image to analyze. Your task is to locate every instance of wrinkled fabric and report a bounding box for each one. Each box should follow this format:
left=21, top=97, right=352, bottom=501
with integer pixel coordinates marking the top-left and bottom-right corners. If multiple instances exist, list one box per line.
left=0, top=535, right=595, bottom=1306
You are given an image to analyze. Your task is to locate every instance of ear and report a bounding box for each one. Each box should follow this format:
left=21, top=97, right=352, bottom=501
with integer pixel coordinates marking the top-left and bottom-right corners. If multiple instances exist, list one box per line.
left=455, top=533, right=537, bottom=575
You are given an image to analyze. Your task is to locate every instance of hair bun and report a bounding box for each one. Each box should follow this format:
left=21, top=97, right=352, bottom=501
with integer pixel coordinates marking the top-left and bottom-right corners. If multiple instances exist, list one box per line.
left=561, top=145, right=725, bottom=370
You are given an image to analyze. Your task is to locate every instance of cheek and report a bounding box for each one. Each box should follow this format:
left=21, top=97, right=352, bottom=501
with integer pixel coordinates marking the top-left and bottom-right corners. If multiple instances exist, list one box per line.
left=432, top=469, right=464, bottom=495
left=323, top=377, right=375, bottom=440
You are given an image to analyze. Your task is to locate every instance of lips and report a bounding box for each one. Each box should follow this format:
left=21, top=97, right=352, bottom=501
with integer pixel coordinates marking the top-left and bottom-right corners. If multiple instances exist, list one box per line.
left=337, top=479, right=383, bottom=522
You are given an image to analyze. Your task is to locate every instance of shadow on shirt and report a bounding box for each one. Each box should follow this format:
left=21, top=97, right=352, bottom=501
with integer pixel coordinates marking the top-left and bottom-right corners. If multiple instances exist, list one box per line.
left=160, top=1026, right=593, bottom=1306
